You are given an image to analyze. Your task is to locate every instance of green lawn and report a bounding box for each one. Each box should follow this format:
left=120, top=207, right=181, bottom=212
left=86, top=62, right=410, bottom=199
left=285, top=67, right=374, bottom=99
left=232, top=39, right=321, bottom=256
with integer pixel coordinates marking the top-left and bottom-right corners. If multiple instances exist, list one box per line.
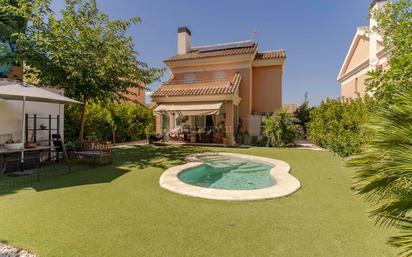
left=0, top=145, right=397, bottom=257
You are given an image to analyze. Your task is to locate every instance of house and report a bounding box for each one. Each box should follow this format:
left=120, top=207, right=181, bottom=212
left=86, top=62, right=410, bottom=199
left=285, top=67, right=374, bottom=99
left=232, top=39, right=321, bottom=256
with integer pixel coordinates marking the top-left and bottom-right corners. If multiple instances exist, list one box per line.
left=151, top=27, right=286, bottom=145
left=1, top=65, right=23, bottom=80
left=282, top=104, right=298, bottom=114
left=337, top=0, right=390, bottom=99
left=126, top=86, right=146, bottom=105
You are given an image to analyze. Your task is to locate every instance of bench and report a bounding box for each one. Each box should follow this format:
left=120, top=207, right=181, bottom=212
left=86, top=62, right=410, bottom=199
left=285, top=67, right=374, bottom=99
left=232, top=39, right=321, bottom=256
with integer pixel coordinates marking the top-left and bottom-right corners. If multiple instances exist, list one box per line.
left=74, top=141, right=113, bottom=165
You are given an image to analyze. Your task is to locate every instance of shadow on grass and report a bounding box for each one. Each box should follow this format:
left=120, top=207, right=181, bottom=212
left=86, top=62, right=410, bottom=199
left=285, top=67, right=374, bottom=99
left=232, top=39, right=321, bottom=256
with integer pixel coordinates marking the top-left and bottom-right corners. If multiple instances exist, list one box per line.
left=115, top=144, right=209, bottom=169
left=0, top=145, right=209, bottom=196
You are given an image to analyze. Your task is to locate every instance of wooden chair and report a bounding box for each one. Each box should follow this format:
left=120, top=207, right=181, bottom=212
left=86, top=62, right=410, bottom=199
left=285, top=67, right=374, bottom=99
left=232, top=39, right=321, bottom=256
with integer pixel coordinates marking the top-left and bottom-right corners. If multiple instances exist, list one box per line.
left=75, top=141, right=113, bottom=165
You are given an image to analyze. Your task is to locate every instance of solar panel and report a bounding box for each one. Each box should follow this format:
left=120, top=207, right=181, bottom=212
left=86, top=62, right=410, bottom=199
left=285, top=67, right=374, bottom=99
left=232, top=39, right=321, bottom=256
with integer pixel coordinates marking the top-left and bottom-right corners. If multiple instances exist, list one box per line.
left=198, top=41, right=255, bottom=53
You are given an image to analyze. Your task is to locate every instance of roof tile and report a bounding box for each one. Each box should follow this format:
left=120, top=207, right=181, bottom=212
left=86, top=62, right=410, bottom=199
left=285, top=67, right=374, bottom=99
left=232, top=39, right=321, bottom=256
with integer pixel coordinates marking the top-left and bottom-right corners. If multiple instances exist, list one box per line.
left=165, top=42, right=258, bottom=62
left=255, top=50, right=286, bottom=60
left=152, top=73, right=241, bottom=97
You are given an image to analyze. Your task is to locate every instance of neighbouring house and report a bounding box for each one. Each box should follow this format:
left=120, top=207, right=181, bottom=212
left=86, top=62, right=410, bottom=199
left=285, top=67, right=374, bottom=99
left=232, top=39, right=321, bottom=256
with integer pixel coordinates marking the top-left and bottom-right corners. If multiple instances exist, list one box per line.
left=337, top=0, right=390, bottom=99
left=125, top=83, right=146, bottom=105
left=151, top=27, right=286, bottom=145
left=282, top=104, right=298, bottom=114
left=0, top=38, right=24, bottom=81
left=126, top=87, right=146, bottom=105
left=3, top=65, right=23, bottom=80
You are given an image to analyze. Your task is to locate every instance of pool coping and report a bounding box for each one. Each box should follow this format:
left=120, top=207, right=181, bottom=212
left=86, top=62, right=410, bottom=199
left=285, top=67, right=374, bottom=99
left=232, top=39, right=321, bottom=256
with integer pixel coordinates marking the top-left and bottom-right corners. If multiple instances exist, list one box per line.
left=159, top=153, right=301, bottom=201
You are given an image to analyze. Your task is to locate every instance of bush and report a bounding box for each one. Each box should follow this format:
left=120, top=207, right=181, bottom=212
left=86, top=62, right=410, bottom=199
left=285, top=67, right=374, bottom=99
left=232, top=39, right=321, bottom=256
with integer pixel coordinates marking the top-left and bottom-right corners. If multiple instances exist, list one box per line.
left=65, top=102, right=155, bottom=143
left=348, top=87, right=412, bottom=257
left=263, top=109, right=299, bottom=147
left=294, top=92, right=313, bottom=137
left=308, top=97, right=371, bottom=157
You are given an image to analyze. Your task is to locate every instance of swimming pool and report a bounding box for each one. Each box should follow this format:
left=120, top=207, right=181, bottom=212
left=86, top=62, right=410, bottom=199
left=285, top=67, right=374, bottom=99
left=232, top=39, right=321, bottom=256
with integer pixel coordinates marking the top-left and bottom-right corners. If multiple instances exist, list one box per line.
left=160, top=153, right=301, bottom=201
left=178, top=155, right=276, bottom=190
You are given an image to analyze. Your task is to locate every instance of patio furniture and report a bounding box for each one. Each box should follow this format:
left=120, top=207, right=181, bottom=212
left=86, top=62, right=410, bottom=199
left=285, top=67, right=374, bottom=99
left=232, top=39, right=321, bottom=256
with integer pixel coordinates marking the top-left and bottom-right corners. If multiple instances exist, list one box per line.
left=168, top=127, right=182, bottom=141
left=200, top=129, right=214, bottom=143
left=25, top=114, right=61, bottom=161
left=189, top=134, right=197, bottom=143
left=214, top=132, right=224, bottom=144
left=0, top=145, right=54, bottom=176
left=148, top=134, right=164, bottom=144
left=74, top=141, right=113, bottom=165
left=0, top=80, right=81, bottom=170
left=51, top=134, right=64, bottom=162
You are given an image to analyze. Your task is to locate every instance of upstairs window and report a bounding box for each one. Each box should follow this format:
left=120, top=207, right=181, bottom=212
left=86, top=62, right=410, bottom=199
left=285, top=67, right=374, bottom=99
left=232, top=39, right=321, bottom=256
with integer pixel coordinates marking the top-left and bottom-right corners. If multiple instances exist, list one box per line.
left=184, top=73, right=197, bottom=83
left=213, top=71, right=227, bottom=80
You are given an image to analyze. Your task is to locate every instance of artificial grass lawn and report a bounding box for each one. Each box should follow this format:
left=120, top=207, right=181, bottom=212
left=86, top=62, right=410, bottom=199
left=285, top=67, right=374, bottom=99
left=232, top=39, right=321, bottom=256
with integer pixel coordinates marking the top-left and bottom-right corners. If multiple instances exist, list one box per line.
left=0, top=145, right=397, bottom=257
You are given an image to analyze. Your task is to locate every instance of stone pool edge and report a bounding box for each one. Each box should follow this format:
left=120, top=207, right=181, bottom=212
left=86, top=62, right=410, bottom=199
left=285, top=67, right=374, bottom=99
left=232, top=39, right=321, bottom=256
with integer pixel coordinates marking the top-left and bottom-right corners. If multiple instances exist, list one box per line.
left=159, top=153, right=301, bottom=201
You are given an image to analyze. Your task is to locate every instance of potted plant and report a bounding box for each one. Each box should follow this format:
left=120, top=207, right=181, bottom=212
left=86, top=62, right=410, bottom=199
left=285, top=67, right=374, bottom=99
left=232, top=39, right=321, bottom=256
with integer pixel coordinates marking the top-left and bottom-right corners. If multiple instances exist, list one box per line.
left=5, top=138, right=23, bottom=150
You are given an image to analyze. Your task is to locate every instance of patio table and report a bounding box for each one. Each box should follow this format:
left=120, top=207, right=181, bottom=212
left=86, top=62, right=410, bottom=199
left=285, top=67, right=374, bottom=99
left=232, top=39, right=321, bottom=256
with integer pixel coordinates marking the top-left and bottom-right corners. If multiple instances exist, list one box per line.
left=0, top=146, right=53, bottom=175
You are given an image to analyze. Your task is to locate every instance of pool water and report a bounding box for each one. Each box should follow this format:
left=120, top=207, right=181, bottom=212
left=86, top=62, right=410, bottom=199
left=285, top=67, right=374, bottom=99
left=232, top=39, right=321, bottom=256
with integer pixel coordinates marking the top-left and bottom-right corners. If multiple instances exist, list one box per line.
left=178, top=155, right=276, bottom=190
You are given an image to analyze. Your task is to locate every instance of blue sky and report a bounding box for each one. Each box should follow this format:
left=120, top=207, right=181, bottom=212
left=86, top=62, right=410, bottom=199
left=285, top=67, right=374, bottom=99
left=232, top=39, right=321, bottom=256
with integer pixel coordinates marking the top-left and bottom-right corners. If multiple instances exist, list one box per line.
left=51, top=0, right=373, bottom=105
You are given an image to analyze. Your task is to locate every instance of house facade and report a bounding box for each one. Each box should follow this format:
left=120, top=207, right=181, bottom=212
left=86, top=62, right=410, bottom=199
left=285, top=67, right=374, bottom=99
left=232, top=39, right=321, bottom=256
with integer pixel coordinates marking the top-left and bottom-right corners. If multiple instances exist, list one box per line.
left=337, top=0, right=390, bottom=98
left=125, top=86, right=146, bottom=105
left=151, top=27, right=286, bottom=145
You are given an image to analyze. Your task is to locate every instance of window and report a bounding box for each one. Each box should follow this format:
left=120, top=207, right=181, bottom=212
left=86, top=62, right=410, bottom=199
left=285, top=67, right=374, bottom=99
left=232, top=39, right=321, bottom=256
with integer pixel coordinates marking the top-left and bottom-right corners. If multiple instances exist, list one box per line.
left=162, top=114, right=170, bottom=132
left=195, top=116, right=205, bottom=128
left=184, top=73, right=197, bottom=83
left=213, top=71, right=226, bottom=80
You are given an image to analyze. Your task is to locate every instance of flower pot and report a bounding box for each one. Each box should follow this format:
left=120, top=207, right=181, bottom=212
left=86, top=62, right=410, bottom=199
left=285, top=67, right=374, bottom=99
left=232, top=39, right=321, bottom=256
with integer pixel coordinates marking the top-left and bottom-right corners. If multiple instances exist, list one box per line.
left=5, top=143, right=23, bottom=150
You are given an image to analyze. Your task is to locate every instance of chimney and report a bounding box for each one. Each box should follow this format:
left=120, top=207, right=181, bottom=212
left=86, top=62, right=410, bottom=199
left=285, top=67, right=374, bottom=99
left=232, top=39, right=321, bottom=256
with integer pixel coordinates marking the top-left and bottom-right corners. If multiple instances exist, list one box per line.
left=178, top=27, right=191, bottom=55
left=369, top=0, right=390, bottom=67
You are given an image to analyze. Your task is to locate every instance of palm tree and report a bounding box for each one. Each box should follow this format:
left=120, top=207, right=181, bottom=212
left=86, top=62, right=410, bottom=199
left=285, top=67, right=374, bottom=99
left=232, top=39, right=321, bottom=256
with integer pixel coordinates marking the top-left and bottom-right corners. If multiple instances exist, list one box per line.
left=347, top=87, right=412, bottom=256
left=263, top=109, right=298, bottom=147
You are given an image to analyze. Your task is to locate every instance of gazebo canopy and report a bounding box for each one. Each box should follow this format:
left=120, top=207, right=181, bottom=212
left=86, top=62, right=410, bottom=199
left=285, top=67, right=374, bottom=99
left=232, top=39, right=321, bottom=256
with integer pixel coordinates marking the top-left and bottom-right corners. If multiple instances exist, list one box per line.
left=0, top=79, right=80, bottom=104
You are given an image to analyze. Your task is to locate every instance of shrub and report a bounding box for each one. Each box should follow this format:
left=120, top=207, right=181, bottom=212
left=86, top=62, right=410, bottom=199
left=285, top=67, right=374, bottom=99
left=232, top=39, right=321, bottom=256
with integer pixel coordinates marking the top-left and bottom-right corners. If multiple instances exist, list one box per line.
left=308, top=97, right=371, bottom=157
left=294, top=92, right=313, bottom=137
left=65, top=102, right=154, bottom=143
left=263, top=109, right=299, bottom=147
left=348, top=1, right=412, bottom=255
left=348, top=88, right=412, bottom=256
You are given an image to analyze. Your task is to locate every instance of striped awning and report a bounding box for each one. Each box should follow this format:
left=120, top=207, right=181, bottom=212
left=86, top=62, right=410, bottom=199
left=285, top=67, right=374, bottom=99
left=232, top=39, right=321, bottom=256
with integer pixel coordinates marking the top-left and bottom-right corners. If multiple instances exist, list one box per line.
left=154, top=102, right=223, bottom=116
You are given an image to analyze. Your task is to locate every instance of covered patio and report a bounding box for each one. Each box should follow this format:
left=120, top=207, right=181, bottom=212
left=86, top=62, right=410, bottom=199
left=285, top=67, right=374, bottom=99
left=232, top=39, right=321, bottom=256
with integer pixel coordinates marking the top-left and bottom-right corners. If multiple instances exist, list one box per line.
left=0, top=79, right=80, bottom=175
left=152, top=73, right=242, bottom=145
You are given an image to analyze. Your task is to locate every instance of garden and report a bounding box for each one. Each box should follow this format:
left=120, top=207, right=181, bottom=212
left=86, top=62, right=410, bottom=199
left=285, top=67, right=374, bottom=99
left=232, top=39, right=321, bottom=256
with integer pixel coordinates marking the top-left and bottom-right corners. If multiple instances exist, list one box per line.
left=0, top=145, right=398, bottom=257
left=0, top=0, right=411, bottom=256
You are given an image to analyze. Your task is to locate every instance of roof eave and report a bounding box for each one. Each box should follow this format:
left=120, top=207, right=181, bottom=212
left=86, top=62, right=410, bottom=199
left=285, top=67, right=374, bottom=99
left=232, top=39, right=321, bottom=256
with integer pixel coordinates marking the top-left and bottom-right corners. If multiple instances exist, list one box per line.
left=252, top=58, right=286, bottom=67
left=164, top=53, right=256, bottom=68
left=151, top=93, right=241, bottom=105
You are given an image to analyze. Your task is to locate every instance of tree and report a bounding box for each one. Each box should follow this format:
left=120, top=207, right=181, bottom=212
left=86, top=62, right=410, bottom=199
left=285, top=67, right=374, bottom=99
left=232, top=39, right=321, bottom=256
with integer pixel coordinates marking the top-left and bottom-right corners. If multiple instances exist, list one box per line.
left=366, top=0, right=412, bottom=106
left=0, top=0, right=28, bottom=76
left=0, top=0, right=27, bottom=43
left=308, top=97, right=370, bottom=157
left=348, top=1, right=412, bottom=255
left=263, top=109, right=298, bottom=147
left=348, top=88, right=412, bottom=256
left=64, top=102, right=155, bottom=144
left=294, top=92, right=313, bottom=137
left=7, top=0, right=163, bottom=140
